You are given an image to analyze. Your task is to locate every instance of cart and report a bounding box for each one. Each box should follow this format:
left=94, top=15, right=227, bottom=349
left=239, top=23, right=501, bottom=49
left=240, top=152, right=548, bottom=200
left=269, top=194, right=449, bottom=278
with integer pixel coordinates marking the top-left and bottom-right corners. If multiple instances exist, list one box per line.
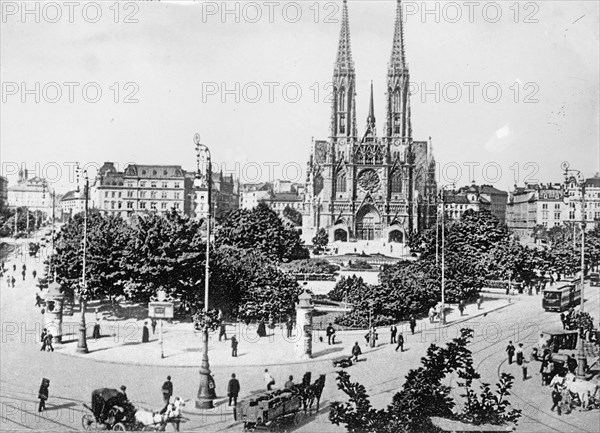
left=82, top=388, right=137, bottom=431
left=237, top=390, right=303, bottom=432
left=332, top=356, right=353, bottom=368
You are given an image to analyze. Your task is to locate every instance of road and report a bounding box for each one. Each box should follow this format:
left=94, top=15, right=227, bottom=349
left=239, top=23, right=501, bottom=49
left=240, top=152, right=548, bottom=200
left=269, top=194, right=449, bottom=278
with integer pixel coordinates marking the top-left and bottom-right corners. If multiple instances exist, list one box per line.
left=1, top=235, right=598, bottom=432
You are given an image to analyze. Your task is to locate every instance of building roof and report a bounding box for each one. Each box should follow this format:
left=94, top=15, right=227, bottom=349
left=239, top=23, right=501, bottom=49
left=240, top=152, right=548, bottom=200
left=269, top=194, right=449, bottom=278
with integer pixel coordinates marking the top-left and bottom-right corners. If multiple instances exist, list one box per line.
left=60, top=190, right=84, bottom=202
left=264, top=193, right=302, bottom=202
left=480, top=185, right=508, bottom=196
left=124, top=164, right=185, bottom=179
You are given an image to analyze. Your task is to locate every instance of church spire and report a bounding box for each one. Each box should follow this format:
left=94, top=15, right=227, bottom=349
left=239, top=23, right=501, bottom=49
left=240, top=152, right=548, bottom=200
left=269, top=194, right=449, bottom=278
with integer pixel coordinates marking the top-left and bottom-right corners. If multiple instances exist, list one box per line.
left=367, top=81, right=376, bottom=128
left=335, top=0, right=354, bottom=73
left=389, top=0, right=406, bottom=71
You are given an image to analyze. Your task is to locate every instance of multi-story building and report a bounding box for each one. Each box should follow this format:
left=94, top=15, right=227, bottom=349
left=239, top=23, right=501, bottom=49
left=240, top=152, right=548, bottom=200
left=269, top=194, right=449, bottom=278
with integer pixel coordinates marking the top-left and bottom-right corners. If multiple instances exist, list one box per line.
left=94, top=162, right=186, bottom=218
left=480, top=185, right=509, bottom=225
left=59, top=190, right=86, bottom=219
left=302, top=1, right=436, bottom=245
left=6, top=168, right=51, bottom=212
left=535, top=184, right=564, bottom=229
left=0, top=176, right=7, bottom=211
left=442, top=185, right=491, bottom=221
left=260, top=192, right=304, bottom=220
left=564, top=174, right=600, bottom=229
left=507, top=185, right=538, bottom=242
left=240, top=183, right=272, bottom=210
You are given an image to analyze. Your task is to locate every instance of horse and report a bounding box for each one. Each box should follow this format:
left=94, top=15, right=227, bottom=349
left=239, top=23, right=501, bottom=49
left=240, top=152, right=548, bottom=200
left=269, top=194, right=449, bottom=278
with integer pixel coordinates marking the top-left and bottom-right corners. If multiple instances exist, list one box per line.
left=134, top=396, right=185, bottom=430
left=563, top=375, right=600, bottom=410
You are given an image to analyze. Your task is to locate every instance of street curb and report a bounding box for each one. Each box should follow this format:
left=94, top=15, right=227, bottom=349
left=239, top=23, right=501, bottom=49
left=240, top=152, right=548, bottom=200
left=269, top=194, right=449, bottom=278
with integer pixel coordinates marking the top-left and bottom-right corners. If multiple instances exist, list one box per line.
left=52, top=302, right=517, bottom=369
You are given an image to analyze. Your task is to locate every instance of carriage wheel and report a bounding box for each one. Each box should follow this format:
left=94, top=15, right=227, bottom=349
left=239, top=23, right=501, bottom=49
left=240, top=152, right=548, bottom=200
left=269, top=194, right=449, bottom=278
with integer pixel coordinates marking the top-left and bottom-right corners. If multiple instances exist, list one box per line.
left=112, top=422, right=126, bottom=431
left=81, top=414, right=96, bottom=430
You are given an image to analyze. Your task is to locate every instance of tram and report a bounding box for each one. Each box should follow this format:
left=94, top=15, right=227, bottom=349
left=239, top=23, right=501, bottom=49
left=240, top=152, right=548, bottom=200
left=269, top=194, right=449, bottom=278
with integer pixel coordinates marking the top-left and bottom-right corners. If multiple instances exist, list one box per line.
left=542, top=282, right=581, bottom=312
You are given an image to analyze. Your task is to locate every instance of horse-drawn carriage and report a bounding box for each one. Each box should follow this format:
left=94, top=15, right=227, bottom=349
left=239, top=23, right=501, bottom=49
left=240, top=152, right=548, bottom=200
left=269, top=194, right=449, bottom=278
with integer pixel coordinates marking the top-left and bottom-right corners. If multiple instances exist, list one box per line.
left=237, top=373, right=326, bottom=432
left=82, top=388, right=185, bottom=431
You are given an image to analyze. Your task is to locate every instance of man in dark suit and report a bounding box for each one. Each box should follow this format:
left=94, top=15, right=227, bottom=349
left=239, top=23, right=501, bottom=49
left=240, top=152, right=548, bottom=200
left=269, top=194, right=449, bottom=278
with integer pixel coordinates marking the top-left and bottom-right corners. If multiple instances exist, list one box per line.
left=227, top=374, right=240, bottom=407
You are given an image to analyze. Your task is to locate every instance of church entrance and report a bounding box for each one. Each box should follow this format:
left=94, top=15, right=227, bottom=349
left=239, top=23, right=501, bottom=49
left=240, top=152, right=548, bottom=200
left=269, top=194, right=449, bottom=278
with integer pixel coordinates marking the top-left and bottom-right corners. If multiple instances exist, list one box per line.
left=388, top=230, right=403, bottom=243
left=334, top=229, right=348, bottom=242
left=356, top=205, right=381, bottom=241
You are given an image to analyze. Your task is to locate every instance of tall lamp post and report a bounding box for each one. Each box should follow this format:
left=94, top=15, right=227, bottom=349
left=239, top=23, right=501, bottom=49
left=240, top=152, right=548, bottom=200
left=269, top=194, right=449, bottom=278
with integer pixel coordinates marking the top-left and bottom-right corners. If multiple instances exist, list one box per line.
left=194, top=133, right=215, bottom=409
left=76, top=168, right=89, bottom=353
left=438, top=184, right=454, bottom=325
left=561, top=162, right=586, bottom=377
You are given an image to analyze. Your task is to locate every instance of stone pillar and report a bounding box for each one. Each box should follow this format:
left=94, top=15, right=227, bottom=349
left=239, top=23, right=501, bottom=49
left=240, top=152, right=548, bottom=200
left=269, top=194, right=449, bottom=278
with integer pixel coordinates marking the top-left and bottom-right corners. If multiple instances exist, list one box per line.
left=43, top=281, right=65, bottom=344
left=295, top=290, right=315, bottom=359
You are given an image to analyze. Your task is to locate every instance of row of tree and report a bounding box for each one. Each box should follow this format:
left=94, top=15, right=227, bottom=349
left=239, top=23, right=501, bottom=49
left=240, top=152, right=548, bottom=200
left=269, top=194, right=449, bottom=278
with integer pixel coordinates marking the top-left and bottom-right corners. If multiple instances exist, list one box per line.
left=333, top=210, right=600, bottom=328
left=48, top=204, right=308, bottom=320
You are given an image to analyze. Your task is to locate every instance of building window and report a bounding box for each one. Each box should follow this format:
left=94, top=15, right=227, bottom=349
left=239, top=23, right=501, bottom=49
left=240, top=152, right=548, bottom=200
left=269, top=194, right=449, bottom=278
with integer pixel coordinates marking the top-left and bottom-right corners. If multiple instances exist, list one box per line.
left=140, top=202, right=146, bottom=209
left=118, top=202, right=122, bottom=209
left=161, top=202, right=167, bottom=209
left=151, top=192, right=157, bottom=199
left=569, top=211, right=575, bottom=220
left=174, top=203, right=180, bottom=209
left=111, top=191, right=115, bottom=198
left=151, top=182, right=157, bottom=188
left=127, top=202, right=133, bottom=209
left=104, top=200, right=108, bottom=208
left=339, top=114, right=346, bottom=134
left=174, top=182, right=180, bottom=189
left=554, top=212, right=560, bottom=220
left=105, top=191, right=109, bottom=197
left=140, top=181, right=146, bottom=187
left=151, top=202, right=157, bottom=210
left=162, top=182, right=168, bottom=188
left=161, top=192, right=168, bottom=199
left=118, top=192, right=122, bottom=198
left=554, top=204, right=560, bottom=210
left=391, top=170, right=402, bottom=193
left=111, top=201, right=115, bottom=209
left=174, top=192, right=180, bottom=200
left=542, top=203, right=548, bottom=210
left=140, top=191, right=146, bottom=198
left=126, top=182, right=133, bottom=188
left=127, top=191, right=134, bottom=198
left=336, top=172, right=347, bottom=193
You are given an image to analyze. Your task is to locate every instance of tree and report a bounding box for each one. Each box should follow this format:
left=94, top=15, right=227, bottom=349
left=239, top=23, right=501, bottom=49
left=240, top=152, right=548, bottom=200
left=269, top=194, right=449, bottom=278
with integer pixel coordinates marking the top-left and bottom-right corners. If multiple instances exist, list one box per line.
left=330, top=329, right=521, bottom=433
left=216, top=203, right=309, bottom=261
left=283, top=205, right=303, bottom=226
left=328, top=275, right=368, bottom=302
left=312, top=228, right=329, bottom=254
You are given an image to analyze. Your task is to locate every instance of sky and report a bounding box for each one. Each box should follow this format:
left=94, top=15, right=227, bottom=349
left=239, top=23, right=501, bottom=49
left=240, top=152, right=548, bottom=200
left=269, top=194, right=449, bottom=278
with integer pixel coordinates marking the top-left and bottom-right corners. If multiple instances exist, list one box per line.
left=1, top=0, right=599, bottom=193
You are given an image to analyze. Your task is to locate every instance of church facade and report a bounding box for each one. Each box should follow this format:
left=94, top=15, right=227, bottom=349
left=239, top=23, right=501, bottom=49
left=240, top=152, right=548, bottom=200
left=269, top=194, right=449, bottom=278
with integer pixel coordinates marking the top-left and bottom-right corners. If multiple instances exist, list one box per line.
left=302, top=0, right=437, bottom=246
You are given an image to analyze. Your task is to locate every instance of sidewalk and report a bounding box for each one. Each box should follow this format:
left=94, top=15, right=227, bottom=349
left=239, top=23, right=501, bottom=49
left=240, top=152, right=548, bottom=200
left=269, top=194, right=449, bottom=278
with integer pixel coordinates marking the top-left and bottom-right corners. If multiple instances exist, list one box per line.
left=54, top=297, right=515, bottom=367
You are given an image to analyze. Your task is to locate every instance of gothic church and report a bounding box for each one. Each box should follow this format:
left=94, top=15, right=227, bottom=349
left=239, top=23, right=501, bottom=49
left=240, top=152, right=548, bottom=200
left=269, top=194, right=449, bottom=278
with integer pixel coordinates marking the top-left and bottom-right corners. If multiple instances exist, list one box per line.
left=303, top=0, right=437, bottom=246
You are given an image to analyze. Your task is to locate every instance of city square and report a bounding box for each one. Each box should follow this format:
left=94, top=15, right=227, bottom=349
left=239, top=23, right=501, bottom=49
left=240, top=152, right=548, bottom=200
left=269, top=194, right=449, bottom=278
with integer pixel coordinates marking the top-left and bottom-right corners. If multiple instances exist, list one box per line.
left=1, top=1, right=599, bottom=432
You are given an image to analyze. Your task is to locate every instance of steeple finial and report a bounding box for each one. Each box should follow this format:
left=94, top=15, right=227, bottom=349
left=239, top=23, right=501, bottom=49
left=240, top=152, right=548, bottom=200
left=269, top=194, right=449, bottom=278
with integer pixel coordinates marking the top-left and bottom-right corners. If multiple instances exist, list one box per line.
left=335, top=0, right=354, bottom=72
left=367, top=81, right=376, bottom=127
left=390, top=0, right=406, bottom=70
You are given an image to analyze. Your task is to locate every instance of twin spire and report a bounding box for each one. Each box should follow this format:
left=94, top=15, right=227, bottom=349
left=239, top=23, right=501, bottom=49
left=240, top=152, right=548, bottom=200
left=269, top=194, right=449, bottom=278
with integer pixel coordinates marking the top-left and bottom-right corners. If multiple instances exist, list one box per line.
left=334, top=0, right=408, bottom=135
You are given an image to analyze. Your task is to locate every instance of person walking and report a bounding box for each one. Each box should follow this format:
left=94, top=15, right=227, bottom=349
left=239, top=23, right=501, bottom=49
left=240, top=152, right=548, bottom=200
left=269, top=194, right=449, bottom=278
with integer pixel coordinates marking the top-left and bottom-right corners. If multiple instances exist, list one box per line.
left=142, top=321, right=150, bottom=343
left=40, top=328, right=48, bottom=352
left=32, top=269, right=37, bottom=279
left=458, top=300, right=465, bottom=316
left=551, top=384, right=562, bottom=415
left=231, top=335, right=238, bottom=357
left=566, top=354, right=578, bottom=374
left=11, top=276, right=15, bottom=288
left=12, top=264, right=16, bottom=272
left=263, top=369, right=275, bottom=391
left=390, top=325, right=397, bottom=344
left=5, top=274, right=10, bottom=287
left=21, top=269, right=26, bottom=281
left=395, top=333, right=404, bottom=352
left=476, top=297, right=482, bottom=310
left=538, top=334, right=546, bottom=353
left=219, top=322, right=227, bottom=342
left=38, top=378, right=49, bottom=412
left=44, top=331, right=54, bottom=352
left=92, top=318, right=101, bottom=341
left=35, top=293, right=43, bottom=308
left=161, top=376, right=173, bottom=406
left=428, top=306, right=435, bottom=323
left=516, top=343, right=525, bottom=366
left=409, top=315, right=416, bottom=335
left=151, top=318, right=157, bottom=335
left=352, top=341, right=362, bottom=363
left=326, top=323, right=335, bottom=345
left=284, top=376, right=294, bottom=389
left=506, top=341, right=515, bottom=365
left=286, top=318, right=293, bottom=338
left=227, top=374, right=240, bottom=407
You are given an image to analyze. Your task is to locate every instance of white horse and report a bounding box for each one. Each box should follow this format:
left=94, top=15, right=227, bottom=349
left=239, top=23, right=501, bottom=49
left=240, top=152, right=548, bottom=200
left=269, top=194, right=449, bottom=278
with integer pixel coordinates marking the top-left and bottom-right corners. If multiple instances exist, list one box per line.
left=564, top=375, right=600, bottom=410
left=134, top=397, right=185, bottom=429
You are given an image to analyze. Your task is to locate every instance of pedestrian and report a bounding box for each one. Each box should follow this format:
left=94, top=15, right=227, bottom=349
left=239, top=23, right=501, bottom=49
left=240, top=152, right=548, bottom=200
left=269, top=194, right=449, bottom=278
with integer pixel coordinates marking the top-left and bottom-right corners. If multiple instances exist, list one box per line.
left=538, top=334, right=546, bottom=353
left=12, top=264, right=16, bottom=272
left=428, top=306, right=435, bottom=323
left=21, top=269, right=26, bottom=281
left=38, top=378, right=49, bottom=412
left=11, top=276, right=15, bottom=288
left=559, top=312, right=566, bottom=330
left=151, top=318, right=157, bottom=335
left=40, top=328, right=48, bottom=352
left=44, top=331, right=54, bottom=352
left=35, top=293, right=43, bottom=307
left=22, top=264, right=26, bottom=272
left=566, top=354, right=578, bottom=374
left=142, top=321, right=150, bottom=343
left=395, top=333, right=404, bottom=352
left=219, top=322, right=227, bottom=341
left=390, top=325, right=397, bottom=344
left=351, top=341, right=362, bottom=362
left=506, top=341, right=515, bottom=365
left=32, top=269, right=37, bottom=279
left=551, top=384, right=562, bottom=415
left=458, top=300, right=465, bottom=316
left=263, top=369, right=275, bottom=390
left=5, top=274, right=10, bottom=287
left=257, top=319, right=267, bottom=337
left=476, top=297, right=482, bottom=310
left=284, top=375, right=294, bottom=389
left=560, top=385, right=572, bottom=415
left=409, top=315, right=416, bottom=335
left=286, top=317, right=293, bottom=338
left=542, top=358, right=554, bottom=386
left=326, top=323, right=335, bottom=345
left=227, top=373, right=240, bottom=407
left=92, top=318, right=101, bottom=340
left=161, top=376, right=173, bottom=405
left=516, top=343, right=525, bottom=366
left=231, top=335, right=238, bottom=357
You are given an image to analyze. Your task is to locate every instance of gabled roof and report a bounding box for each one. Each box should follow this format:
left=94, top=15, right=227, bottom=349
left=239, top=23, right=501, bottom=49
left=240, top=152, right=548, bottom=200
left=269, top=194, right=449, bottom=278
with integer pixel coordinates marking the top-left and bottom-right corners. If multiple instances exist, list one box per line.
left=124, top=164, right=185, bottom=179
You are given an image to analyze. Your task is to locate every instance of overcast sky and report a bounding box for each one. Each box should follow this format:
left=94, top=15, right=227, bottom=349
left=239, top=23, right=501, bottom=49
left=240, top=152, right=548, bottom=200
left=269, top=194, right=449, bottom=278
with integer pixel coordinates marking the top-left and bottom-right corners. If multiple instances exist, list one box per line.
left=1, top=0, right=598, bottom=192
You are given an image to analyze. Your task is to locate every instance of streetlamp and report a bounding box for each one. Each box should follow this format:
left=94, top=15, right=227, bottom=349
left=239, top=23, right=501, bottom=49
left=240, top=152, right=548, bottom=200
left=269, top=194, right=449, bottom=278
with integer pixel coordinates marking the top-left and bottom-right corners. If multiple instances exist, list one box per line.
left=437, top=184, right=455, bottom=325
left=561, top=162, right=586, bottom=377
left=76, top=168, right=89, bottom=353
left=194, top=133, right=215, bottom=409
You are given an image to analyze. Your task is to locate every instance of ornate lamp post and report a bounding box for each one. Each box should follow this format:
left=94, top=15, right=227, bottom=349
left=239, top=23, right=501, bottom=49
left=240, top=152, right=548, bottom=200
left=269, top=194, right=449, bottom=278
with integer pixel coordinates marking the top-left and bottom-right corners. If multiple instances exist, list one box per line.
left=76, top=168, right=89, bottom=353
left=561, top=162, right=586, bottom=377
left=438, top=184, right=454, bottom=325
left=194, top=133, right=215, bottom=409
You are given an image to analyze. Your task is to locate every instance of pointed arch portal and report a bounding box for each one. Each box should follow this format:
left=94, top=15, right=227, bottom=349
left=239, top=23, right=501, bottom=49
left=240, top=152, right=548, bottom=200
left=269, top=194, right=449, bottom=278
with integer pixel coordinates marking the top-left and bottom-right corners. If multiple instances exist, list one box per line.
left=356, top=205, right=381, bottom=241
